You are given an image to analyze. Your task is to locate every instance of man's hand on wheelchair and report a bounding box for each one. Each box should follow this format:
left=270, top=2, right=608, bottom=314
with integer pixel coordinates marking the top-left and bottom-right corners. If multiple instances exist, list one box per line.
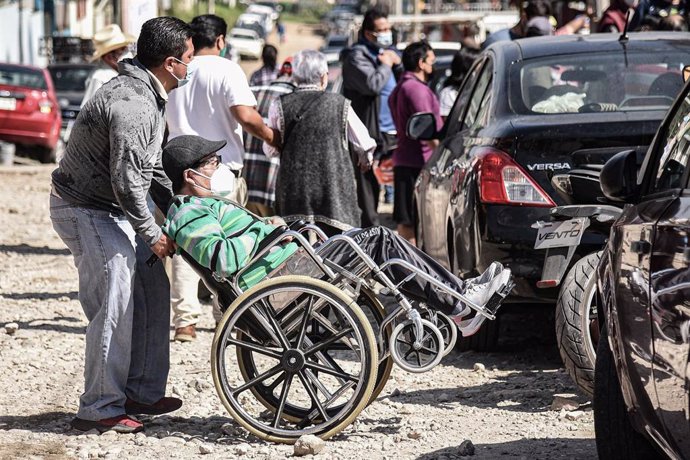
left=151, top=233, right=176, bottom=259
left=266, top=216, right=295, bottom=242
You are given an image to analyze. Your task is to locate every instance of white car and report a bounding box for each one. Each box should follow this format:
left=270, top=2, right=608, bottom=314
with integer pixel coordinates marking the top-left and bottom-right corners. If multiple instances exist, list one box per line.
left=228, top=28, right=264, bottom=60
left=247, top=4, right=278, bottom=22
left=238, top=11, right=273, bottom=35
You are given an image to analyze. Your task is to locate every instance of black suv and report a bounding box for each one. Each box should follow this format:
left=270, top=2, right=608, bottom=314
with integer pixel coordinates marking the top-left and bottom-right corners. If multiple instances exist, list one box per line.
left=594, top=67, right=690, bottom=459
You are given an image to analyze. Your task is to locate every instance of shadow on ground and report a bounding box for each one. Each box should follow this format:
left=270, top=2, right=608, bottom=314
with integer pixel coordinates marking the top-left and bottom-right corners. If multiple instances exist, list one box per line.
left=417, top=437, right=596, bottom=459
left=0, top=244, right=70, bottom=256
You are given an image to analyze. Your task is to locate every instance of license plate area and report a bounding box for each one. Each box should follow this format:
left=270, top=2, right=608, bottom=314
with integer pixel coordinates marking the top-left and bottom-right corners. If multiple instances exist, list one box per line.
left=0, top=97, right=16, bottom=111
left=534, top=217, right=588, bottom=250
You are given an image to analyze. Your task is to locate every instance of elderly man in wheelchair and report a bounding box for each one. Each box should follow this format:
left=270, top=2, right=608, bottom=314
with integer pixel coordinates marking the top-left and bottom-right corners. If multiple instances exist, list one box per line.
left=159, top=135, right=514, bottom=443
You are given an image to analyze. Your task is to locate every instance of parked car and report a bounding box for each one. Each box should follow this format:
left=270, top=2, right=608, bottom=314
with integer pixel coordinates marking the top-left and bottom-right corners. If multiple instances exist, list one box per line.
left=0, top=63, right=62, bottom=163
left=228, top=28, right=265, bottom=60
left=47, top=63, right=95, bottom=145
left=246, top=4, right=278, bottom=26
left=594, top=68, right=690, bottom=458
left=238, top=11, right=273, bottom=35
left=236, top=13, right=268, bottom=39
left=409, top=32, right=690, bottom=349
left=321, top=34, right=350, bottom=64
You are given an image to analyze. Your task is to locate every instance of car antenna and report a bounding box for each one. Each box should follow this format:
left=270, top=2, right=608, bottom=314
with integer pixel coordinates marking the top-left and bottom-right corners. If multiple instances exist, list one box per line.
left=619, top=10, right=631, bottom=44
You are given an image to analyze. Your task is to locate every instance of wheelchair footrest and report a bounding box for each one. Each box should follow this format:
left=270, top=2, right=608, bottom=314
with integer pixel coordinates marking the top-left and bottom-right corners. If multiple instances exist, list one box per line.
left=484, top=280, right=515, bottom=316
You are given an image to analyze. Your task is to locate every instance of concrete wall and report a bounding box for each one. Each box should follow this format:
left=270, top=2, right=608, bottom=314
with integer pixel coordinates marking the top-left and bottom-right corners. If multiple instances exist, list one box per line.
left=0, top=3, right=47, bottom=67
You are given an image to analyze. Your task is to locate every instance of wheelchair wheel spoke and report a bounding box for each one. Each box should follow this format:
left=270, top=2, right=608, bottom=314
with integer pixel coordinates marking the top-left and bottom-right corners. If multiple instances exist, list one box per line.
left=259, top=298, right=291, bottom=350
left=296, top=370, right=330, bottom=421
left=304, top=360, right=359, bottom=383
left=272, top=373, right=294, bottom=428
left=303, top=328, right=354, bottom=357
left=315, top=349, right=351, bottom=380
left=415, top=351, right=422, bottom=367
left=304, top=369, right=334, bottom=400
left=295, top=296, right=315, bottom=350
left=233, top=364, right=283, bottom=396
left=227, top=337, right=282, bottom=360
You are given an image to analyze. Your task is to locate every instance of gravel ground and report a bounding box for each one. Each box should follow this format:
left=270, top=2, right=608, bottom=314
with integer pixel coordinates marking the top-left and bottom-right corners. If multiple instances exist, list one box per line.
left=0, top=165, right=597, bottom=459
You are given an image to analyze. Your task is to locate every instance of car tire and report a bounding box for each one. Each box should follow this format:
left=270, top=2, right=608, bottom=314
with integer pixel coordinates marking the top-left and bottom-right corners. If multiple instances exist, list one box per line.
left=38, top=145, right=57, bottom=163
left=556, top=251, right=601, bottom=397
left=594, top=324, right=662, bottom=459
left=456, top=313, right=500, bottom=352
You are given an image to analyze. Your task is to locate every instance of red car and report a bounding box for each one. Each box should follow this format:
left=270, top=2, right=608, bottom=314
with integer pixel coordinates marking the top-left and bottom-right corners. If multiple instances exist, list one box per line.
left=0, top=63, right=62, bottom=163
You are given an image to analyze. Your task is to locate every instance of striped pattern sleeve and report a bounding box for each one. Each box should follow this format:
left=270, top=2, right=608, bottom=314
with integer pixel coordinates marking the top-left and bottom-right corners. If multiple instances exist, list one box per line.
left=163, top=197, right=259, bottom=277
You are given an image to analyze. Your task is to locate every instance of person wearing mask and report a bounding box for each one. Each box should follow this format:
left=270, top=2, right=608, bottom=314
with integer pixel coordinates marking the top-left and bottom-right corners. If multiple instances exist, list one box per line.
left=264, top=50, right=376, bottom=236
left=249, top=44, right=279, bottom=86
left=81, top=24, right=136, bottom=106
left=389, top=41, right=442, bottom=245
left=166, top=14, right=280, bottom=342
left=342, top=7, right=403, bottom=228
left=438, top=47, right=479, bottom=120
left=50, top=17, right=192, bottom=434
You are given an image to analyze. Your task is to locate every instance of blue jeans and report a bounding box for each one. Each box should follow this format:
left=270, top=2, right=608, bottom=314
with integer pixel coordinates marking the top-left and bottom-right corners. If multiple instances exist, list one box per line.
left=49, top=194, right=170, bottom=420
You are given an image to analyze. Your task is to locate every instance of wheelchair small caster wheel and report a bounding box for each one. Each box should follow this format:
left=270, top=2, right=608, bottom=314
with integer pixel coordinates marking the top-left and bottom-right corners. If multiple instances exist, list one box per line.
left=389, top=318, right=444, bottom=373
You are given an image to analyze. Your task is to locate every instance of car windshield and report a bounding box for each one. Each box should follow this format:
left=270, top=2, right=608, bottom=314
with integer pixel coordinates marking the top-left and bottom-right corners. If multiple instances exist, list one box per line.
left=513, top=49, right=690, bottom=114
left=48, top=67, right=93, bottom=91
left=0, top=65, right=47, bottom=90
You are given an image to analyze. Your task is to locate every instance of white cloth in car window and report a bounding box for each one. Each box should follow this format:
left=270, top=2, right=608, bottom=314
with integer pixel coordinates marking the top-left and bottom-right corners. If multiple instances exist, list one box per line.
left=532, top=92, right=586, bottom=114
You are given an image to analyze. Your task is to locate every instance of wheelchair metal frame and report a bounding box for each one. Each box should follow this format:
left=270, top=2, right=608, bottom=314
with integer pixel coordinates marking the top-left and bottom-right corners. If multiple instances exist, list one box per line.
left=214, top=223, right=498, bottom=353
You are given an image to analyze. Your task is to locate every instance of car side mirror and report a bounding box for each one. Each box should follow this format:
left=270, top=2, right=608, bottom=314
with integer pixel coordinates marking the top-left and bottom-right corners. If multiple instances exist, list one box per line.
left=600, top=149, right=639, bottom=203
left=683, top=65, right=690, bottom=83
left=406, top=112, right=439, bottom=141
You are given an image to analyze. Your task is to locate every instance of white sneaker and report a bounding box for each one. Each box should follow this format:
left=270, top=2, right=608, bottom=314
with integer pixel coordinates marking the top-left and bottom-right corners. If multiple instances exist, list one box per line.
left=465, top=262, right=504, bottom=288
left=456, top=268, right=511, bottom=312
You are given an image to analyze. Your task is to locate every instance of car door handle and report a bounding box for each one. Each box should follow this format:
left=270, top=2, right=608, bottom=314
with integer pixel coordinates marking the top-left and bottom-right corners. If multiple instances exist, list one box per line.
left=631, top=240, right=651, bottom=254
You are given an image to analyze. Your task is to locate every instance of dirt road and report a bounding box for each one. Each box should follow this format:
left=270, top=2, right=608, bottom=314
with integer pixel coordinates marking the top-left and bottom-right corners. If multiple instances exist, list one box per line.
left=0, top=165, right=596, bottom=459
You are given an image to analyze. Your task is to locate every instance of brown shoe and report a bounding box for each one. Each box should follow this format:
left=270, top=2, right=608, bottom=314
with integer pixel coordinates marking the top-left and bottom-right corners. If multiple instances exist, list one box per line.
left=174, top=324, right=196, bottom=342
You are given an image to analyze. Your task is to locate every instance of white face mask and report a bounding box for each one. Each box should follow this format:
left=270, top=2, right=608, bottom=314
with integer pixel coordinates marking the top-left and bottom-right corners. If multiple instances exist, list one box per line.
left=191, top=163, right=236, bottom=197
left=374, top=31, right=393, bottom=48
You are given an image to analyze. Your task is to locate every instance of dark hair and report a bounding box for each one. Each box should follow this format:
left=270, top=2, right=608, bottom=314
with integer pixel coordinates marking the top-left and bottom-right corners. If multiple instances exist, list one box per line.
left=523, top=0, right=551, bottom=19
left=262, top=44, right=278, bottom=68
left=361, top=6, right=388, bottom=34
left=190, top=14, right=228, bottom=50
left=444, top=47, right=480, bottom=88
left=402, top=41, right=433, bottom=72
left=137, top=17, right=193, bottom=68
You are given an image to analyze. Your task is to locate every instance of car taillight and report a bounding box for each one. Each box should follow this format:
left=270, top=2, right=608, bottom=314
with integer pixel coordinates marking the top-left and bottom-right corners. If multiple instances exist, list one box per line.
left=476, top=147, right=555, bottom=207
left=38, top=99, right=53, bottom=114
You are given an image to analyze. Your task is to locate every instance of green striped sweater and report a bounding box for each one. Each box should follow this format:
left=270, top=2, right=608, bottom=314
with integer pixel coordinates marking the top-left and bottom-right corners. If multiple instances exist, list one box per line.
left=163, top=196, right=298, bottom=289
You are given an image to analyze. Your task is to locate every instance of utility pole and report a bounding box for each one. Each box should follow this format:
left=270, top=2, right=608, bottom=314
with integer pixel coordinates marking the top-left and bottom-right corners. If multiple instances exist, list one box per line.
left=209, top=0, right=215, bottom=14
left=17, top=0, right=24, bottom=64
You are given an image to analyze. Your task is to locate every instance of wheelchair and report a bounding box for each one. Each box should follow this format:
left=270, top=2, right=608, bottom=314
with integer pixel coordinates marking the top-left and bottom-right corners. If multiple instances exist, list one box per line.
left=179, top=221, right=512, bottom=444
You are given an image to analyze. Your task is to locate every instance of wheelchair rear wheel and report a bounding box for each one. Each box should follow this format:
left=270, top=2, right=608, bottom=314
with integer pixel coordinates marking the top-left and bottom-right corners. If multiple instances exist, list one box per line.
left=212, top=276, right=378, bottom=443
left=235, top=286, right=393, bottom=425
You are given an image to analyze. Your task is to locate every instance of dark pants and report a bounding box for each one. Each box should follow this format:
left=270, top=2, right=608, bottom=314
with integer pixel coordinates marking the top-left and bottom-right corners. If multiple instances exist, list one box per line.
left=356, top=169, right=380, bottom=227
left=318, top=226, right=464, bottom=315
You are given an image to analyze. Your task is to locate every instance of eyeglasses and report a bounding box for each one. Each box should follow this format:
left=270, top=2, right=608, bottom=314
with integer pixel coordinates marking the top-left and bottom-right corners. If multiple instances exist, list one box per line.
left=193, top=155, right=221, bottom=170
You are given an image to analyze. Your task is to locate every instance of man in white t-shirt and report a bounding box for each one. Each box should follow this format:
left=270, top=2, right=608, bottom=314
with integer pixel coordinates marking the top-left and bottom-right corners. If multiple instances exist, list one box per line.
left=166, top=14, right=280, bottom=342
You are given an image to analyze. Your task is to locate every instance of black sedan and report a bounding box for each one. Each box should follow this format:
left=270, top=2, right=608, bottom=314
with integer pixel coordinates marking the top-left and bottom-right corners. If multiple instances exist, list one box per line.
left=47, top=63, right=95, bottom=135
left=411, top=32, right=690, bottom=347
left=594, top=68, right=690, bottom=459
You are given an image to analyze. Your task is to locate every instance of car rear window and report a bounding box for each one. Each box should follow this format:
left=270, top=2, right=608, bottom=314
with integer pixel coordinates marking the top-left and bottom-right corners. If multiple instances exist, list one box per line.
left=48, top=67, right=93, bottom=91
left=0, top=65, right=47, bottom=90
left=512, top=49, right=690, bottom=114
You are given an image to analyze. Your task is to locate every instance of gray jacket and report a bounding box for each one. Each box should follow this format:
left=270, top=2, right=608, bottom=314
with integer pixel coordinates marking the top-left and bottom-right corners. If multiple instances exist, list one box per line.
left=52, top=58, right=172, bottom=246
left=342, top=43, right=402, bottom=143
